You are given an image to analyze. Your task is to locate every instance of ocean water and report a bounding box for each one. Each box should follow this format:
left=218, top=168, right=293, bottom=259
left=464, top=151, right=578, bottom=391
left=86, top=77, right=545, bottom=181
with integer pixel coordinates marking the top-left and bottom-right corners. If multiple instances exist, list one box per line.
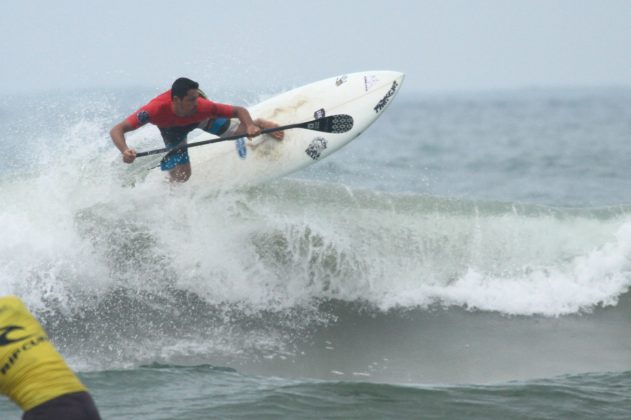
left=1, top=85, right=631, bottom=419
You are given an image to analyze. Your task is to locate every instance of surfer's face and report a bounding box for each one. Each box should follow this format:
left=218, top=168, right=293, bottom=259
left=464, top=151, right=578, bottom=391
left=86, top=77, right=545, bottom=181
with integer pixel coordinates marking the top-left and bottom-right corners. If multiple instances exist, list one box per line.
left=173, top=89, right=199, bottom=116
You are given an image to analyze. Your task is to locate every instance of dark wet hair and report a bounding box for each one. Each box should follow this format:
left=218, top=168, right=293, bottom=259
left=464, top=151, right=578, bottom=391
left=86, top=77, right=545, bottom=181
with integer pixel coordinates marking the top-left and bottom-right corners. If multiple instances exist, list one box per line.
left=171, top=77, right=199, bottom=99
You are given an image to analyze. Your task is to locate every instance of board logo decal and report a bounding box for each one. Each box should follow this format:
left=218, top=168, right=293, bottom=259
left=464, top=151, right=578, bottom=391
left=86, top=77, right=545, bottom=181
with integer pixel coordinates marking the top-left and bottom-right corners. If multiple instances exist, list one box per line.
left=314, top=108, right=326, bottom=119
left=136, top=110, right=150, bottom=125
left=373, top=81, right=399, bottom=113
left=364, top=75, right=379, bottom=92
left=336, top=75, right=348, bottom=86
left=305, top=137, right=327, bottom=160
left=236, top=137, right=247, bottom=160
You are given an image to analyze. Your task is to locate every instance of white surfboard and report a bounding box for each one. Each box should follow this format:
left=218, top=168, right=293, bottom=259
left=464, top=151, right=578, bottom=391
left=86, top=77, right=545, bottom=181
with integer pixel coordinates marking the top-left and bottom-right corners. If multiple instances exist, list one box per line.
left=177, top=71, right=405, bottom=188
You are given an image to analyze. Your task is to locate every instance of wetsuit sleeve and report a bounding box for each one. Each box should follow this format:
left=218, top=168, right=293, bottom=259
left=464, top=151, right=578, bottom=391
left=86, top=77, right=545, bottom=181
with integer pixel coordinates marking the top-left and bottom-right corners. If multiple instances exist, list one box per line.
left=197, top=98, right=234, bottom=119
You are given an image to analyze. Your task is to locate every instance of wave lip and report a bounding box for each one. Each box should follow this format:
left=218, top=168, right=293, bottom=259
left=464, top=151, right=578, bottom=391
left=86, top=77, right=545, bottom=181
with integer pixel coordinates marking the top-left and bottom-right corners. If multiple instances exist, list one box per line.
left=238, top=182, right=631, bottom=316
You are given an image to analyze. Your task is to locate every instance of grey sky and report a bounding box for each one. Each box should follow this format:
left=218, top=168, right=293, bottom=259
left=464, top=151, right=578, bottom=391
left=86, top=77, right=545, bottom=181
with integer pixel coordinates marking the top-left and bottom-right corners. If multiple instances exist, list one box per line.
left=1, top=0, right=630, bottom=94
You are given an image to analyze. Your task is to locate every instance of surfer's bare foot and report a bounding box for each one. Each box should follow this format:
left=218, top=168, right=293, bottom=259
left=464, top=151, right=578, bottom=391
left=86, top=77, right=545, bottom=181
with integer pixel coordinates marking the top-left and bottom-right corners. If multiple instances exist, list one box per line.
left=254, top=118, right=284, bottom=140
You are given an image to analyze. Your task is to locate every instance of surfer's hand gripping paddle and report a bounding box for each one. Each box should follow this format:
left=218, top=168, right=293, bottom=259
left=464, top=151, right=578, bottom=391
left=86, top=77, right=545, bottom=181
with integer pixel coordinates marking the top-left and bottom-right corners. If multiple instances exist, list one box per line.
left=134, top=114, right=354, bottom=163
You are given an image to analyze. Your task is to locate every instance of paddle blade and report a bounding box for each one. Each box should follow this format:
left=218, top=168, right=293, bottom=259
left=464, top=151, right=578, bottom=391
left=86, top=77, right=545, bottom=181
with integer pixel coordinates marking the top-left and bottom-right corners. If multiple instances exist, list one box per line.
left=306, top=114, right=354, bottom=134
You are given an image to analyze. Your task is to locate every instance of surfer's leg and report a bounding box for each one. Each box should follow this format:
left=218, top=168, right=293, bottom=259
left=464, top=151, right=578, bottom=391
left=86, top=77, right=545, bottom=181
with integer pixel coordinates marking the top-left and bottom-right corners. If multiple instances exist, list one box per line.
left=160, top=148, right=191, bottom=183
left=201, top=117, right=283, bottom=140
left=198, top=118, right=231, bottom=136
left=222, top=118, right=244, bottom=136
left=159, top=127, right=195, bottom=182
left=168, top=163, right=191, bottom=183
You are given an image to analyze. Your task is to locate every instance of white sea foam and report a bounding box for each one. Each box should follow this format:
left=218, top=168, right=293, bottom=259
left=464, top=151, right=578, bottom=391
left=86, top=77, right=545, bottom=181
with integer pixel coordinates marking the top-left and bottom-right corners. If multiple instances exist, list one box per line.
left=2, top=116, right=631, bottom=320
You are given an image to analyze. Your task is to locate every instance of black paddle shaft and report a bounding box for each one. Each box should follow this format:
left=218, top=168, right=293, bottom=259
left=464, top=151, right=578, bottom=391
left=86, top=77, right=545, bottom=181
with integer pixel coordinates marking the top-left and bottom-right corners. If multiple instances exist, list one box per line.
left=135, top=114, right=354, bottom=158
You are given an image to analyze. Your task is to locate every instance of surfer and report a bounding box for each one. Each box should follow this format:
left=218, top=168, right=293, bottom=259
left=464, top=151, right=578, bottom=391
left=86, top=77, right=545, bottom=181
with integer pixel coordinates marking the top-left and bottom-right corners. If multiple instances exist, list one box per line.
left=110, top=77, right=284, bottom=182
left=0, top=295, right=101, bottom=420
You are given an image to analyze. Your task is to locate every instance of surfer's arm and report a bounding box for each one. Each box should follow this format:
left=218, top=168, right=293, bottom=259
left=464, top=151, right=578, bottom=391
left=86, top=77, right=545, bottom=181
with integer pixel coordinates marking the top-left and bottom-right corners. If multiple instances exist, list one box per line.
left=232, top=106, right=261, bottom=139
left=110, top=120, right=137, bottom=163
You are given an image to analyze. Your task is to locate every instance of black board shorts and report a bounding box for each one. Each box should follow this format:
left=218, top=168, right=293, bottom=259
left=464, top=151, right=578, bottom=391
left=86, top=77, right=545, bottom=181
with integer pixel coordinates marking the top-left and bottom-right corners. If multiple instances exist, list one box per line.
left=23, top=391, right=101, bottom=420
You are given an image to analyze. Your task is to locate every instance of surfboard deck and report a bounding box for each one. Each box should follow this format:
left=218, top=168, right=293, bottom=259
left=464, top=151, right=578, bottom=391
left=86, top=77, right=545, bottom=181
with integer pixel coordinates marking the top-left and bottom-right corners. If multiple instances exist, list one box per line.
left=160, top=71, right=405, bottom=188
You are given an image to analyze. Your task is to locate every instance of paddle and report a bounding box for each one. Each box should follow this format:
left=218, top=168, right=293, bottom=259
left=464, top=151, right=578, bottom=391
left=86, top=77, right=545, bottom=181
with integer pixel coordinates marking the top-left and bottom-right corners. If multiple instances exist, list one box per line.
left=135, top=114, right=354, bottom=159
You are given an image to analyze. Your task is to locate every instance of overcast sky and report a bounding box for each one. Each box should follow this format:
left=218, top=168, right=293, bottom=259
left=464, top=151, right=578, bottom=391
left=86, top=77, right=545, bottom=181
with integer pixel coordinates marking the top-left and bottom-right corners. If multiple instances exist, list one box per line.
left=1, top=0, right=630, bottom=94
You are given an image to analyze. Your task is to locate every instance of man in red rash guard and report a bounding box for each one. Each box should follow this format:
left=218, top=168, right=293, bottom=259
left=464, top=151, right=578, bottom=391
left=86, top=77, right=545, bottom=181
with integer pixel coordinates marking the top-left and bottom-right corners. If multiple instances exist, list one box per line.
left=110, top=77, right=283, bottom=182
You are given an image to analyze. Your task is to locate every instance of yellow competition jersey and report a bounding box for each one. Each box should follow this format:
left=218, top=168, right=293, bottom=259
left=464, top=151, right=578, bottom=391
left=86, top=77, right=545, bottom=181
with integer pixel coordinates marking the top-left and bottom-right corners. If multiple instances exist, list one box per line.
left=0, top=296, right=86, bottom=411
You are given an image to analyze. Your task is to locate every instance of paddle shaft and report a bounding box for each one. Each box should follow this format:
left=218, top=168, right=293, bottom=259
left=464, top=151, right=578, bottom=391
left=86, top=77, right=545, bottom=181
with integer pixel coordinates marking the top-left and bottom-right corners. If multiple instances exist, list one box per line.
left=135, top=115, right=352, bottom=158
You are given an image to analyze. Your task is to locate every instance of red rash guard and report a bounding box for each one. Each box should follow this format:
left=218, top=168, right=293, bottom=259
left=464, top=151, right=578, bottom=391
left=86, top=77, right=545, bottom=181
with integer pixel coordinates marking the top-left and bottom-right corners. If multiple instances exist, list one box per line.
left=125, top=90, right=234, bottom=129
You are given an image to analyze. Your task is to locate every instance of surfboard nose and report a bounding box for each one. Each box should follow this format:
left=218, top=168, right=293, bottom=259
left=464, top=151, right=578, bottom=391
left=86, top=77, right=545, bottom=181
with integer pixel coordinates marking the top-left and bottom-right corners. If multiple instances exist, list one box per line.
left=391, top=71, right=405, bottom=85
left=390, top=72, right=405, bottom=95
left=369, top=70, right=405, bottom=98
left=378, top=70, right=405, bottom=86
left=366, top=71, right=405, bottom=114
left=390, top=71, right=405, bottom=93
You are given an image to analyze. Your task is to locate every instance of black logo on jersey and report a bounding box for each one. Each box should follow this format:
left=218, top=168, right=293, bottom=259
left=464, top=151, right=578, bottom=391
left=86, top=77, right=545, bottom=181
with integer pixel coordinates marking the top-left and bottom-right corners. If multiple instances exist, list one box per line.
left=0, top=326, right=33, bottom=346
left=0, top=326, right=49, bottom=375
left=137, top=110, right=150, bottom=125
